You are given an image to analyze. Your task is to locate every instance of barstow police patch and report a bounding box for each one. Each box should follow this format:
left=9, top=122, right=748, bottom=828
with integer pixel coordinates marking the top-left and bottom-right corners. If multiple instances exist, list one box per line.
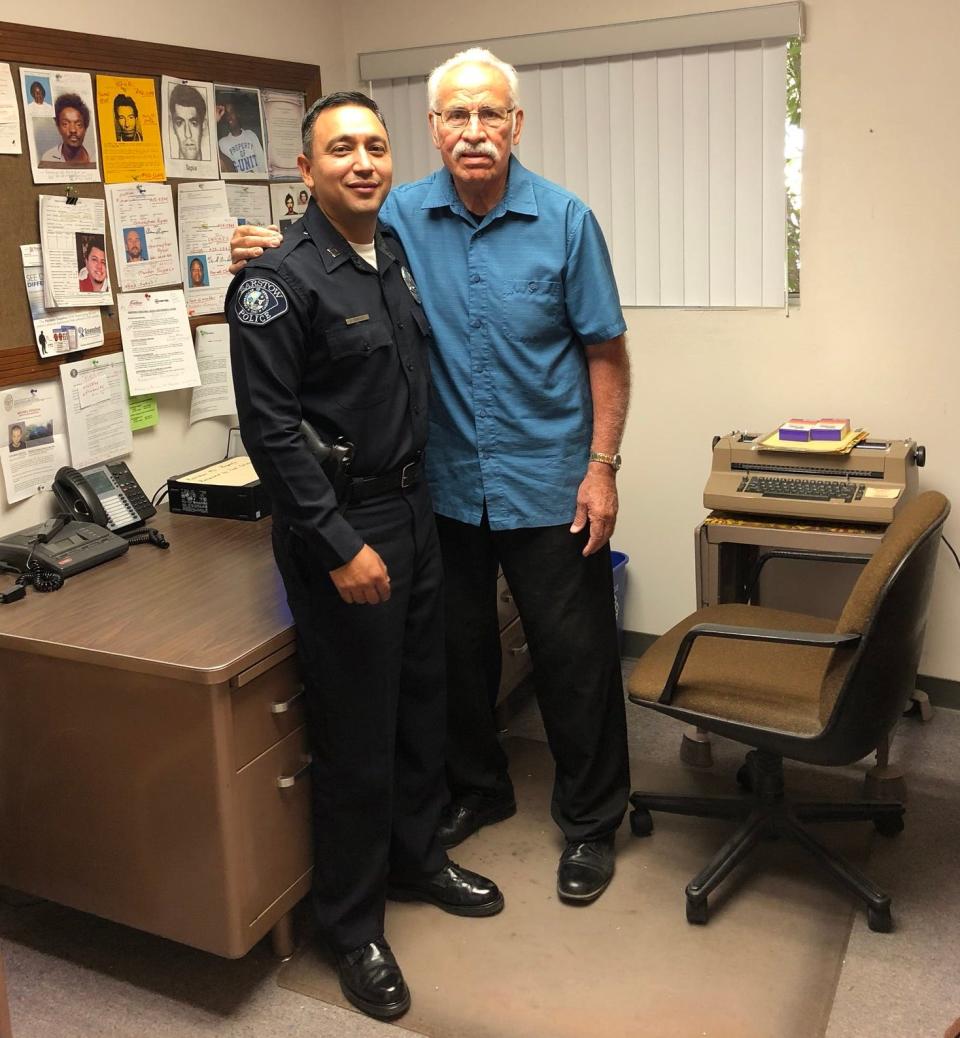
left=236, top=278, right=289, bottom=325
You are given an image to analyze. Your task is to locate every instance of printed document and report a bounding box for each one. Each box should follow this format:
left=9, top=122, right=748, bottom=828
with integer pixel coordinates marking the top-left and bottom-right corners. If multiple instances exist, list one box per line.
left=59, top=354, right=133, bottom=469
left=0, top=381, right=70, bottom=505
left=20, top=244, right=103, bottom=357
left=117, top=290, right=201, bottom=395
left=106, top=182, right=180, bottom=292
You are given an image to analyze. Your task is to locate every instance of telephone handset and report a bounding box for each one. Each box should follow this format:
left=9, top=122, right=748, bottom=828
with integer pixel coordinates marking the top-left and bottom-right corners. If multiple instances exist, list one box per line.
left=53, top=461, right=156, bottom=532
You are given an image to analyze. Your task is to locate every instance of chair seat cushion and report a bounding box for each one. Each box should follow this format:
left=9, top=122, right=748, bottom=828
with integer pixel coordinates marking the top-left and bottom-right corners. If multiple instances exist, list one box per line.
left=628, top=604, right=835, bottom=735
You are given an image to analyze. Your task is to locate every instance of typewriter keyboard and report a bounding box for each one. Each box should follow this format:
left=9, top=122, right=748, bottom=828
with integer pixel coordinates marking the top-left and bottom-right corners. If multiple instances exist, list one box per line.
left=737, top=476, right=866, bottom=503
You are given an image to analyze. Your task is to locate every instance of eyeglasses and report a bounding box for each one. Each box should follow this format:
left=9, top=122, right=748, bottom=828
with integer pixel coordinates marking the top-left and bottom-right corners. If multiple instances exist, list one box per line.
left=433, top=106, right=515, bottom=130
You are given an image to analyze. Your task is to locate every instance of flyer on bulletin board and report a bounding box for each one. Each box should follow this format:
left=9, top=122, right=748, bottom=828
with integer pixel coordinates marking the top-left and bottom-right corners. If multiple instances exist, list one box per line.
left=96, top=75, right=165, bottom=183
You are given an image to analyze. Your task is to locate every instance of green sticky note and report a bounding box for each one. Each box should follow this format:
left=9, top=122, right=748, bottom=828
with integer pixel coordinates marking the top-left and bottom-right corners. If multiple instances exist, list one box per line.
left=129, top=395, right=159, bottom=431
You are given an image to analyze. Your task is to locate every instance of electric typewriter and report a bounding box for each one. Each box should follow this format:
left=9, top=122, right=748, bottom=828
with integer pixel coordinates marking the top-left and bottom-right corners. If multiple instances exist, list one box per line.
left=703, top=432, right=925, bottom=525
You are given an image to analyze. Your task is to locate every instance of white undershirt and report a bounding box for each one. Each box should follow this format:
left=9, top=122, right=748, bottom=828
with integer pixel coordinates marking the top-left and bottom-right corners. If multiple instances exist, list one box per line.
left=348, top=240, right=378, bottom=271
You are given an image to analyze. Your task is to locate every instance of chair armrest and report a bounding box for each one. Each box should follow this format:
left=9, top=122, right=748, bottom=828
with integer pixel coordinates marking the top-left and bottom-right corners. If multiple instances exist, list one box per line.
left=744, top=550, right=869, bottom=603
left=659, top=622, right=861, bottom=704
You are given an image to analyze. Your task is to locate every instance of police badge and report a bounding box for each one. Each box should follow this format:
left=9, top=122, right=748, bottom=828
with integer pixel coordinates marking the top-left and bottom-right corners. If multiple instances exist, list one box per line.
left=400, top=265, right=421, bottom=304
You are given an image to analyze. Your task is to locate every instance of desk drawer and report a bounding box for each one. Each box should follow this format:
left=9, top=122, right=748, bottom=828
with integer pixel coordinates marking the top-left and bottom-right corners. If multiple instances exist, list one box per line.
left=232, top=654, right=305, bottom=770
left=497, top=614, right=531, bottom=705
left=235, top=726, right=312, bottom=925
left=497, top=572, right=519, bottom=629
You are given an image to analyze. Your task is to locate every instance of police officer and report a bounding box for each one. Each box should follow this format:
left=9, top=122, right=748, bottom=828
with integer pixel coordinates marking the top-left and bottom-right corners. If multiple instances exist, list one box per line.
left=228, top=92, right=503, bottom=1024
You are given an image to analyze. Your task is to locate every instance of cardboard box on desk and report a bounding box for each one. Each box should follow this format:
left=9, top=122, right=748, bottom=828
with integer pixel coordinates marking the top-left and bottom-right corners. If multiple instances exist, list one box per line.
left=167, top=457, right=271, bottom=521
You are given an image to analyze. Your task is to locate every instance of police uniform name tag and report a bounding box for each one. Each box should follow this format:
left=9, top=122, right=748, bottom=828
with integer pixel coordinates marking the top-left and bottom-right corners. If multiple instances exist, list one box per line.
left=236, top=278, right=289, bottom=326
left=401, top=266, right=421, bottom=304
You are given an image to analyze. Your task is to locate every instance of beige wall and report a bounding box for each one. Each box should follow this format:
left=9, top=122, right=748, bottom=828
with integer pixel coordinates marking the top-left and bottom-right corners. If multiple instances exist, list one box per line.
left=340, top=0, right=960, bottom=679
left=4, top=0, right=958, bottom=680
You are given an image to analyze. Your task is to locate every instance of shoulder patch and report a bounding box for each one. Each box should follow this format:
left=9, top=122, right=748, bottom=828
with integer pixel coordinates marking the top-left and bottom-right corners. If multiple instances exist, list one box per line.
left=235, top=278, right=289, bottom=326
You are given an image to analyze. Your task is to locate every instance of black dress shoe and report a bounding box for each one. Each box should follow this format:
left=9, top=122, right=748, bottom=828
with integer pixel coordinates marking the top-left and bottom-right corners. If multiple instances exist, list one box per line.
left=335, top=939, right=410, bottom=1021
left=388, top=862, right=505, bottom=916
left=437, top=796, right=517, bottom=848
left=557, top=835, right=616, bottom=904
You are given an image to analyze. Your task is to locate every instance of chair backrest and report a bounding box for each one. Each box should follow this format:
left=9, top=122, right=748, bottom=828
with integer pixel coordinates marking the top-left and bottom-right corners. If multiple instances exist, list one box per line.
left=815, top=490, right=950, bottom=762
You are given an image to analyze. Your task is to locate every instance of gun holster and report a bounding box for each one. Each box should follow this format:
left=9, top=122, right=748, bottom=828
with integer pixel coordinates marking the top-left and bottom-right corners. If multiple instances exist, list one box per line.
left=298, top=419, right=355, bottom=511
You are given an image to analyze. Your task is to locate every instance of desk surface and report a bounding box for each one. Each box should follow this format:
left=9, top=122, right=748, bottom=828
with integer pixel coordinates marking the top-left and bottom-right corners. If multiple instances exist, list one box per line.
left=0, top=509, right=292, bottom=683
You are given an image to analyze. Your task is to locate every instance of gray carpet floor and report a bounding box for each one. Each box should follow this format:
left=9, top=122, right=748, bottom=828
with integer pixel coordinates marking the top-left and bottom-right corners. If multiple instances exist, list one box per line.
left=3, top=662, right=958, bottom=1038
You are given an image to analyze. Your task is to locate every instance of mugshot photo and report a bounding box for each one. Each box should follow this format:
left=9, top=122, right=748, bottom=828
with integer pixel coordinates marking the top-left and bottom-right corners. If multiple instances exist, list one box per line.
left=214, top=86, right=267, bottom=176
left=26, top=81, right=99, bottom=170
left=123, top=226, right=148, bottom=263
left=24, top=76, right=54, bottom=119
left=186, top=254, right=209, bottom=288
left=7, top=423, right=28, bottom=452
left=75, top=233, right=109, bottom=293
left=113, top=93, right=143, bottom=142
left=167, top=80, right=210, bottom=162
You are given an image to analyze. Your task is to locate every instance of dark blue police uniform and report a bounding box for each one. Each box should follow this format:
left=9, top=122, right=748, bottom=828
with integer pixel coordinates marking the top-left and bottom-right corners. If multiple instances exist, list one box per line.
left=228, top=199, right=448, bottom=953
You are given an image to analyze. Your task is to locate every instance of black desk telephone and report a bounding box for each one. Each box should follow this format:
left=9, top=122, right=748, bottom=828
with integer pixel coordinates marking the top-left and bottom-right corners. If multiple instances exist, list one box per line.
left=53, top=460, right=156, bottom=531
left=0, top=462, right=162, bottom=596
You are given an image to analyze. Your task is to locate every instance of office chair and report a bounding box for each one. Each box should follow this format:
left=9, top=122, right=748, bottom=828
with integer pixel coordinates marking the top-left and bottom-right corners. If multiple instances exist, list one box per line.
left=627, top=491, right=950, bottom=932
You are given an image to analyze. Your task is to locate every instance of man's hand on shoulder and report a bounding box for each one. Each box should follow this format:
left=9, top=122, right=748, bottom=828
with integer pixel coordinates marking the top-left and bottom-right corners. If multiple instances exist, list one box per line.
left=570, top=463, right=619, bottom=556
left=229, top=224, right=283, bottom=275
left=329, top=544, right=391, bottom=605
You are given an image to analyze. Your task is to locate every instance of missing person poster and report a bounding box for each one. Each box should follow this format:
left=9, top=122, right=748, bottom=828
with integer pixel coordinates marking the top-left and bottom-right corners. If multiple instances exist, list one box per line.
left=96, top=75, right=165, bottom=183
left=38, top=194, right=113, bottom=307
left=214, top=84, right=268, bottom=179
left=160, top=76, right=218, bottom=180
left=21, top=67, right=101, bottom=184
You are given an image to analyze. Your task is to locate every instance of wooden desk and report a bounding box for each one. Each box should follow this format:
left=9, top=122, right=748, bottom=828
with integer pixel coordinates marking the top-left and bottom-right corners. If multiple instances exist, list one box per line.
left=0, top=509, right=310, bottom=959
left=0, top=508, right=532, bottom=959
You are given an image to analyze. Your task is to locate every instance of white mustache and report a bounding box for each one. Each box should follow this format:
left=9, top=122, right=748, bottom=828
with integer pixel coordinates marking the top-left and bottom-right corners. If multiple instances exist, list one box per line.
left=452, top=138, right=500, bottom=161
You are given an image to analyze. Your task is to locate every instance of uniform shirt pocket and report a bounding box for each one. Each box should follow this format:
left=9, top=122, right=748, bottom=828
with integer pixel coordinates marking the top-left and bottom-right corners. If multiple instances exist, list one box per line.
left=501, top=280, right=564, bottom=342
left=324, top=320, right=395, bottom=409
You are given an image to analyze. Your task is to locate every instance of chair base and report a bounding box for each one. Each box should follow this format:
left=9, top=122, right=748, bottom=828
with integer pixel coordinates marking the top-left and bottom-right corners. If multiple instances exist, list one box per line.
left=630, top=749, right=904, bottom=933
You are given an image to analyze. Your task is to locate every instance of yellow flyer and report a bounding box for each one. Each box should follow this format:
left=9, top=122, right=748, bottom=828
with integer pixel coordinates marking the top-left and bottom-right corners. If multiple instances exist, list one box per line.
left=95, top=75, right=165, bottom=183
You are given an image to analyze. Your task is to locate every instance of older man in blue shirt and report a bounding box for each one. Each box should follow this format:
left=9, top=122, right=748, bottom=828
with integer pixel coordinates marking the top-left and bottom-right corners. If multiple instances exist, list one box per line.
left=230, top=48, right=631, bottom=904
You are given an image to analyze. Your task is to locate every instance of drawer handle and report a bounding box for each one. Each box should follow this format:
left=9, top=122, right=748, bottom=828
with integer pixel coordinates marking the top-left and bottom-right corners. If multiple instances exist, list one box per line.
left=277, top=754, right=313, bottom=789
left=500, top=590, right=514, bottom=604
left=510, top=642, right=529, bottom=656
left=271, top=686, right=305, bottom=715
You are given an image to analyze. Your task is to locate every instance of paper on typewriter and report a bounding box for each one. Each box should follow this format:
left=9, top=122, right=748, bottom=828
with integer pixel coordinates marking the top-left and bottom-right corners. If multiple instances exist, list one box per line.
left=756, top=426, right=869, bottom=455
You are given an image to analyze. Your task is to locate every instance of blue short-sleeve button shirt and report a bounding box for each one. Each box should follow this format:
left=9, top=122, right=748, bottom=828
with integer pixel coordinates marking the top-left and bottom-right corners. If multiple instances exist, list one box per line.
left=380, top=156, right=626, bottom=530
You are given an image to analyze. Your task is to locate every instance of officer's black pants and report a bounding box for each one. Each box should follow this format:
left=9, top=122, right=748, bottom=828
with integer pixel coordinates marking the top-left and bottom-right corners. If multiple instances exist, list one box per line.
left=273, top=481, right=448, bottom=953
left=435, top=512, right=630, bottom=842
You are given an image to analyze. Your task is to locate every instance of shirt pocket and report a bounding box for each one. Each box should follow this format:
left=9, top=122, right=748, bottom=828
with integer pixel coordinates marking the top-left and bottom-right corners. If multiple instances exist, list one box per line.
left=501, top=280, right=564, bottom=342
left=324, top=320, right=395, bottom=409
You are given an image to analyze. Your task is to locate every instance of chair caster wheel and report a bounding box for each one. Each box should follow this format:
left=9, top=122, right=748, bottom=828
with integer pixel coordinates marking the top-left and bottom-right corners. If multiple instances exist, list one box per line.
left=686, top=896, right=708, bottom=925
left=874, top=813, right=905, bottom=837
left=630, top=807, right=653, bottom=837
left=736, top=763, right=753, bottom=792
left=867, top=905, right=892, bottom=933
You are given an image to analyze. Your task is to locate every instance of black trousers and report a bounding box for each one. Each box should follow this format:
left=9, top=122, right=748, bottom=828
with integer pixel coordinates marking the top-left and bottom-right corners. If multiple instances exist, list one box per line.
left=436, top=513, right=630, bottom=842
left=273, top=480, right=448, bottom=953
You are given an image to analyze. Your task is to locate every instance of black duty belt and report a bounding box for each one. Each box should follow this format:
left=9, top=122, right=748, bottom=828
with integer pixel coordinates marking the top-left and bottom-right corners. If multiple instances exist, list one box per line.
left=346, top=453, right=423, bottom=502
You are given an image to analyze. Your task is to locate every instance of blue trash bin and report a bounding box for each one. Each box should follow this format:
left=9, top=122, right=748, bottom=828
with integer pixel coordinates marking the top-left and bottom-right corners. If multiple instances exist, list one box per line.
left=611, top=550, right=629, bottom=648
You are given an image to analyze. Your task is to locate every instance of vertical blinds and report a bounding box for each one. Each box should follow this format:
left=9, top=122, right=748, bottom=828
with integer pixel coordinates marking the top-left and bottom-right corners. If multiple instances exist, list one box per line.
left=372, top=38, right=790, bottom=308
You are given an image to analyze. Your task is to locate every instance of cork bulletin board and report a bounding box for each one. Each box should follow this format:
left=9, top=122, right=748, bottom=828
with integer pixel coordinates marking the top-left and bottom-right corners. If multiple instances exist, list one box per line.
left=0, top=21, right=321, bottom=390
